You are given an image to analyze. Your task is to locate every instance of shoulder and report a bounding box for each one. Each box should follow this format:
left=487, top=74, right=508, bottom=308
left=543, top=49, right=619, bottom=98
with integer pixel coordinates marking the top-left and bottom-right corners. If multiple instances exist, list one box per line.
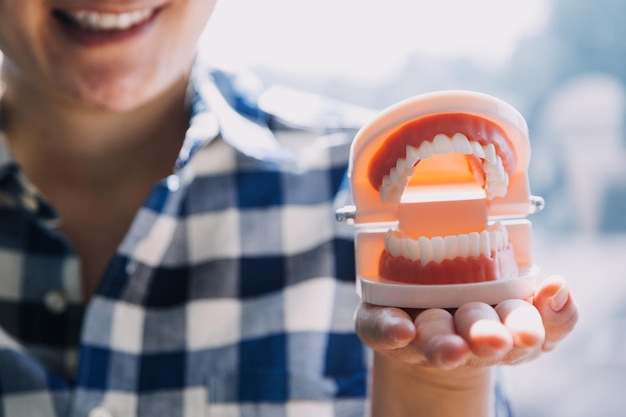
left=207, top=65, right=377, bottom=135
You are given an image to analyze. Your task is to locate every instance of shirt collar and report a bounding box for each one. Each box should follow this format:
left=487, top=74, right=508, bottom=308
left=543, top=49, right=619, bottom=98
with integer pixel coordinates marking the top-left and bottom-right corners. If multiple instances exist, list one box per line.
left=0, top=131, right=57, bottom=221
left=0, top=62, right=297, bottom=211
left=185, top=63, right=297, bottom=169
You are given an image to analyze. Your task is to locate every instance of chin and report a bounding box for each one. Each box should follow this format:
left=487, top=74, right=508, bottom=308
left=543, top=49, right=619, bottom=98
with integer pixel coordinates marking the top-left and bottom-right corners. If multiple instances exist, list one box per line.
left=83, top=90, right=155, bottom=113
left=66, top=64, right=182, bottom=112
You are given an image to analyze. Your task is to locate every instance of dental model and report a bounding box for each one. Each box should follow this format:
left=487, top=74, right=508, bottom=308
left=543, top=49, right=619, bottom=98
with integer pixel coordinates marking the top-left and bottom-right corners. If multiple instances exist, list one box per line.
left=337, top=91, right=542, bottom=308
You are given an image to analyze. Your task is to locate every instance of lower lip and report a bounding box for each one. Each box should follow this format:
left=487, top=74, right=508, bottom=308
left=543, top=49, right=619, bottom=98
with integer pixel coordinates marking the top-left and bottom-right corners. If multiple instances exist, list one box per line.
left=52, top=9, right=160, bottom=47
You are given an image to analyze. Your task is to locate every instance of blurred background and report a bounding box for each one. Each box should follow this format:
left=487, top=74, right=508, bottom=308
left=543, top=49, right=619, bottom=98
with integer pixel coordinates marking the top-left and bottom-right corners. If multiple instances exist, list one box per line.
left=199, top=0, right=626, bottom=416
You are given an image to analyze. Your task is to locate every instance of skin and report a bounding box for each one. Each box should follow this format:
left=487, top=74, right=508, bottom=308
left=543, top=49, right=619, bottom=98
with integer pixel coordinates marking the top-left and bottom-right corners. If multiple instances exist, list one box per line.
left=0, top=0, right=217, bottom=297
left=0, top=1, right=579, bottom=416
left=357, top=275, right=579, bottom=416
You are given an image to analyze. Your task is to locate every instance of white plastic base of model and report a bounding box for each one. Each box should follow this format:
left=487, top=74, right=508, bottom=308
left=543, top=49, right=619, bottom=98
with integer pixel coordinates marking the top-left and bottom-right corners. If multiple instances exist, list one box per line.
left=357, top=266, right=539, bottom=309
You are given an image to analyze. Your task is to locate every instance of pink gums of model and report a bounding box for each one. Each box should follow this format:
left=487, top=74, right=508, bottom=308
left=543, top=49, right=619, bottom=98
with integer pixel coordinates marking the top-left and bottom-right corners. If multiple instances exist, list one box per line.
left=344, top=91, right=539, bottom=308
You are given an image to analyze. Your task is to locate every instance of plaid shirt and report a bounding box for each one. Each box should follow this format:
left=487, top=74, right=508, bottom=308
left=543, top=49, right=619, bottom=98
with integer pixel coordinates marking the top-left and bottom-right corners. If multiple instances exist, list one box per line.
left=0, top=65, right=512, bottom=417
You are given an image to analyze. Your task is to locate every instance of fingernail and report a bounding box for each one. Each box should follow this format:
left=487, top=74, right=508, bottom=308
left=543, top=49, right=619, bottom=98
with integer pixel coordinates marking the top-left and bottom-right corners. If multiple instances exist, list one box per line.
left=549, top=285, right=569, bottom=312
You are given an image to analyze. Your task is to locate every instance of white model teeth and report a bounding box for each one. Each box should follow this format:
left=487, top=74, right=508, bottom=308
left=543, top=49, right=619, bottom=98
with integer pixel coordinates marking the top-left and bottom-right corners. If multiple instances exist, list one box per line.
left=68, top=9, right=153, bottom=31
left=379, top=133, right=509, bottom=204
left=384, top=222, right=509, bottom=264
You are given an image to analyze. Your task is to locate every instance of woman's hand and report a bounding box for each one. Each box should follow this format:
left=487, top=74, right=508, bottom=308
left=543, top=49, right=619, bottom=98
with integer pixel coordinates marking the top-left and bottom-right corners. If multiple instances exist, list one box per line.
left=356, top=275, right=579, bottom=417
left=356, top=274, right=577, bottom=368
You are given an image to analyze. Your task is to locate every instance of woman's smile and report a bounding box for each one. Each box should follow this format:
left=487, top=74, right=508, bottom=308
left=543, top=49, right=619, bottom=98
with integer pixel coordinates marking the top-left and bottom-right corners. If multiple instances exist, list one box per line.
left=0, top=0, right=217, bottom=109
left=51, top=6, right=163, bottom=46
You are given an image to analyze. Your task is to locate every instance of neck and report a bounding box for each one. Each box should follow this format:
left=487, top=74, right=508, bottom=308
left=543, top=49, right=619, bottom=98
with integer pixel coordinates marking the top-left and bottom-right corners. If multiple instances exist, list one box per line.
left=1, top=68, right=194, bottom=300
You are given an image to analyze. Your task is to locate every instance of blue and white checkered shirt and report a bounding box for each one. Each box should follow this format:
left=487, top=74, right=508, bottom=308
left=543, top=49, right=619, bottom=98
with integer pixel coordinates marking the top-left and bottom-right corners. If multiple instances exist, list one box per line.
left=0, top=65, right=512, bottom=417
left=0, top=65, right=369, bottom=417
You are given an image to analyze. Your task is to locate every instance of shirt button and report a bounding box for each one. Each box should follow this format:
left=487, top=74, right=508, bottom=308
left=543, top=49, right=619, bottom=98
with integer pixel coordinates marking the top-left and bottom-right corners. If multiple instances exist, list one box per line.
left=166, top=174, right=180, bottom=192
left=20, top=193, right=39, bottom=212
left=43, top=290, right=68, bottom=314
left=88, top=407, right=113, bottom=417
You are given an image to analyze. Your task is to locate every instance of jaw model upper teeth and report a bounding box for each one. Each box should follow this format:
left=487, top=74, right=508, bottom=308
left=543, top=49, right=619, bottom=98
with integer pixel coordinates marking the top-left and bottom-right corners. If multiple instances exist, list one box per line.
left=379, top=133, right=509, bottom=204
left=384, top=222, right=509, bottom=264
left=67, top=9, right=154, bottom=31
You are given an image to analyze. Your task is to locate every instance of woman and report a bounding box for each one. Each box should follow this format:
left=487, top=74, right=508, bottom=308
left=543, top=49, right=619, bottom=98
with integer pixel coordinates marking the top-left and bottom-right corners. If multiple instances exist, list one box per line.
left=0, top=1, right=578, bottom=416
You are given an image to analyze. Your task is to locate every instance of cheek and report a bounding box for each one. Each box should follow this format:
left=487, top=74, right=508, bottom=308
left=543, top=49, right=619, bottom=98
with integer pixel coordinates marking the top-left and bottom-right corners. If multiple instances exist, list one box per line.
left=0, top=22, right=31, bottom=72
left=163, top=0, right=217, bottom=59
left=162, top=7, right=213, bottom=61
left=0, top=3, right=44, bottom=64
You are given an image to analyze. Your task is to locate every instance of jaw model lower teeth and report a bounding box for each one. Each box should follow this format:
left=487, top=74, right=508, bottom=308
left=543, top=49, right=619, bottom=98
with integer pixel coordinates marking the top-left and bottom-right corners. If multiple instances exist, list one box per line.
left=344, top=91, right=539, bottom=307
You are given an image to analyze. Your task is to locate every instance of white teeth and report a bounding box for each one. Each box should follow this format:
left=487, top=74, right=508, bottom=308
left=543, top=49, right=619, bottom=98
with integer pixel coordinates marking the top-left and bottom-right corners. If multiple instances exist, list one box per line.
left=418, top=237, right=433, bottom=264
left=419, top=140, right=435, bottom=159
left=457, top=234, right=469, bottom=258
left=443, top=235, right=458, bottom=260
left=406, top=145, right=420, bottom=162
left=385, top=222, right=510, bottom=263
left=468, top=232, right=480, bottom=257
left=482, top=143, right=497, bottom=164
left=479, top=230, right=491, bottom=255
left=431, top=236, right=445, bottom=263
left=379, top=132, right=509, bottom=203
left=67, top=9, right=154, bottom=31
left=433, top=134, right=454, bottom=154
left=452, top=133, right=473, bottom=154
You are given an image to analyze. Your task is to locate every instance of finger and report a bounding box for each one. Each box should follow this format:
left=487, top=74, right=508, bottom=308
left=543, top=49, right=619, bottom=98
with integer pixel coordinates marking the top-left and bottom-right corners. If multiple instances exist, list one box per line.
left=414, top=308, right=470, bottom=369
left=454, top=302, right=513, bottom=360
left=355, top=302, right=416, bottom=351
left=533, top=275, right=579, bottom=351
left=495, top=299, right=545, bottom=348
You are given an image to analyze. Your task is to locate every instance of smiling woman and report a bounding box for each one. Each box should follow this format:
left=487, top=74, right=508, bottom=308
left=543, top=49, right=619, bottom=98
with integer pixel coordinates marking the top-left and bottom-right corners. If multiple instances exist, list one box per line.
left=0, top=0, right=578, bottom=416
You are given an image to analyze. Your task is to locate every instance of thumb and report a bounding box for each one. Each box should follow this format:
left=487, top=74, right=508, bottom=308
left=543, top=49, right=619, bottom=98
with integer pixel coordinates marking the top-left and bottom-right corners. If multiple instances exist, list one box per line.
left=355, top=302, right=416, bottom=351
